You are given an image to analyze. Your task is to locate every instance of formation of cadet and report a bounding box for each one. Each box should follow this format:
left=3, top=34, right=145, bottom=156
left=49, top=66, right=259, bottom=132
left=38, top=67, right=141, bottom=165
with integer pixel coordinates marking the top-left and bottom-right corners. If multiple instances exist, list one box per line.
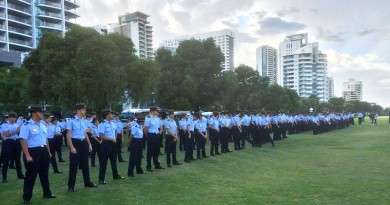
left=0, top=104, right=359, bottom=204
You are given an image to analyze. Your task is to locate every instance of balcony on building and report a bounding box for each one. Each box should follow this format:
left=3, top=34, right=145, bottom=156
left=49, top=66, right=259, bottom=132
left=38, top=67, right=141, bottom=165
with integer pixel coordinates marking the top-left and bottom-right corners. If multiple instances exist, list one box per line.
left=37, top=10, right=62, bottom=20
left=8, top=14, right=31, bottom=26
left=8, top=25, right=32, bottom=37
left=7, top=2, right=32, bottom=17
left=38, top=21, right=62, bottom=31
left=64, top=0, right=79, bottom=8
left=9, top=36, right=32, bottom=51
left=65, top=6, right=79, bottom=19
left=37, top=1, right=62, bottom=10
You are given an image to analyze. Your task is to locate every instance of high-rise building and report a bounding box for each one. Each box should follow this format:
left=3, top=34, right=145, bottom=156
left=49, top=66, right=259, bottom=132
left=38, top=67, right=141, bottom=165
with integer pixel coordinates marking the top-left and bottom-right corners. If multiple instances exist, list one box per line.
left=0, top=0, right=79, bottom=66
left=160, top=29, right=235, bottom=71
left=343, top=78, right=362, bottom=101
left=279, top=33, right=329, bottom=102
left=112, top=11, right=153, bottom=59
left=326, top=76, right=334, bottom=99
left=256, top=45, right=277, bottom=85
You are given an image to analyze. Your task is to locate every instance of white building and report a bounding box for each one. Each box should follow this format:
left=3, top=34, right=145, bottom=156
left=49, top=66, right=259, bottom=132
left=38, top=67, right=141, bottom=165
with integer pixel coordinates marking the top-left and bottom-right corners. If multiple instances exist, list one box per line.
left=160, top=29, right=235, bottom=71
left=343, top=78, right=362, bottom=101
left=0, top=0, right=79, bottom=66
left=326, top=76, right=334, bottom=99
left=112, top=11, right=153, bottom=59
left=256, top=45, right=277, bottom=85
left=279, top=33, right=329, bottom=102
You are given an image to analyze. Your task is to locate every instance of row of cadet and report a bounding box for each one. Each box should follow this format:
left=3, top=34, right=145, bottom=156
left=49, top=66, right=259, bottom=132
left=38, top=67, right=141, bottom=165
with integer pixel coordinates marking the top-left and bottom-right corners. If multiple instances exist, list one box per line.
left=0, top=104, right=357, bottom=204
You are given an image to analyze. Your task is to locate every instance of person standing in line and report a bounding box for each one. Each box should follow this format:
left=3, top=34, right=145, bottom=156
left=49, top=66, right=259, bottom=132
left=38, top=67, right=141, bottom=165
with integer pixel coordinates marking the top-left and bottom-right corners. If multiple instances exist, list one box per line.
left=1, top=111, right=24, bottom=182
left=373, top=113, right=378, bottom=125
left=90, top=118, right=101, bottom=167
left=98, top=109, right=125, bottom=185
left=113, top=114, right=126, bottom=162
left=66, top=103, right=97, bottom=192
left=358, top=112, right=363, bottom=125
left=46, top=115, right=62, bottom=174
left=144, top=106, right=165, bottom=172
left=19, top=105, right=56, bottom=204
left=164, top=110, right=182, bottom=167
left=195, top=113, right=208, bottom=160
left=127, top=116, right=146, bottom=177
left=208, top=112, right=220, bottom=156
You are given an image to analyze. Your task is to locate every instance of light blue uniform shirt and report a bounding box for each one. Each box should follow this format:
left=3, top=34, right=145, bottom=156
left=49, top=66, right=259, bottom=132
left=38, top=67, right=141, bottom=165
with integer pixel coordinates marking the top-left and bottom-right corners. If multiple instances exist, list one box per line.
left=47, top=123, right=55, bottom=139
left=1, top=121, right=19, bottom=140
left=66, top=116, right=89, bottom=139
left=195, top=119, right=207, bottom=133
left=208, top=117, right=219, bottom=129
left=188, top=116, right=195, bottom=131
left=98, top=120, right=116, bottom=139
left=131, top=123, right=143, bottom=139
left=19, top=119, right=48, bottom=148
left=115, top=120, right=124, bottom=134
left=164, top=118, right=177, bottom=135
left=145, top=115, right=160, bottom=134
left=91, top=124, right=99, bottom=137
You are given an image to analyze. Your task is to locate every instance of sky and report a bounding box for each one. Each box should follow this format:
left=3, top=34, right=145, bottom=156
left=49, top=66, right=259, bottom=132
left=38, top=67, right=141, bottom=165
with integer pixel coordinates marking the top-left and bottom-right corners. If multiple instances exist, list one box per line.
left=75, top=0, right=390, bottom=108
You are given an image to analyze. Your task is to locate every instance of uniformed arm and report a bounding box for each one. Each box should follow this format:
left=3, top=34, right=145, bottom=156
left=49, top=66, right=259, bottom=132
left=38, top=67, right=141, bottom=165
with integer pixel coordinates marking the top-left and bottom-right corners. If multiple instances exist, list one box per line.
left=2, top=125, right=20, bottom=137
left=20, top=139, right=33, bottom=162
left=99, top=133, right=116, bottom=142
left=67, top=130, right=77, bottom=154
left=84, top=132, right=92, bottom=152
left=143, top=126, right=148, bottom=138
left=46, top=138, right=52, bottom=158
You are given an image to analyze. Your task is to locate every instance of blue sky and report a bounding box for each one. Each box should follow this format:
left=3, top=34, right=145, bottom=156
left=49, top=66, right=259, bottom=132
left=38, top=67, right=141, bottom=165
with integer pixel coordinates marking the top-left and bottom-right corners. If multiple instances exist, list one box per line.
left=76, top=0, right=390, bottom=108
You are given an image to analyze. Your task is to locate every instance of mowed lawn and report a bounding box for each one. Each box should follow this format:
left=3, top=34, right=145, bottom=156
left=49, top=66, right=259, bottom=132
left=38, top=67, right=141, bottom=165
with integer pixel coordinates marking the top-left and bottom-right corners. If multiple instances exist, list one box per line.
left=1, top=117, right=389, bottom=205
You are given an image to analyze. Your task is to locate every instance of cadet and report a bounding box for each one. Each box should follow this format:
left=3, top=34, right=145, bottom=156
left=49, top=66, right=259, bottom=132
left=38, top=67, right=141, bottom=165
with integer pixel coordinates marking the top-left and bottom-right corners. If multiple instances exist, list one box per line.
left=67, top=103, right=97, bottom=192
left=19, top=105, right=56, bottom=204
left=114, top=113, right=126, bottom=162
left=164, top=110, right=182, bottom=167
left=144, top=106, right=165, bottom=171
left=1, top=111, right=24, bottom=182
left=208, top=112, right=220, bottom=156
left=195, top=113, right=208, bottom=159
left=45, top=115, right=62, bottom=173
left=127, top=116, right=146, bottom=177
left=52, top=117, right=64, bottom=162
left=90, top=118, right=101, bottom=167
left=98, top=109, right=125, bottom=185
left=179, top=114, right=191, bottom=163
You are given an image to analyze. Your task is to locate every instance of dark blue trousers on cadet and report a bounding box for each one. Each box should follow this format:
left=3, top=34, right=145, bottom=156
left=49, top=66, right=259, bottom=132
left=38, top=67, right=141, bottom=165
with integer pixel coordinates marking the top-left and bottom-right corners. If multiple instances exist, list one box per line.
left=68, top=139, right=91, bottom=188
left=128, top=138, right=143, bottom=176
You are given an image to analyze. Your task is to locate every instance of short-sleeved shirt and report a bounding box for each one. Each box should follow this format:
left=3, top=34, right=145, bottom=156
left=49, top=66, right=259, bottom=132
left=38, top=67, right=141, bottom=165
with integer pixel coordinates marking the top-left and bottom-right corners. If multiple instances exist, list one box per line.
left=208, top=117, right=219, bottom=129
left=144, top=115, right=160, bottom=134
left=19, top=119, right=48, bottom=148
left=98, top=120, right=116, bottom=139
left=131, top=123, right=143, bottom=139
left=91, top=124, right=99, bottom=137
left=195, top=119, right=207, bottom=133
left=115, top=120, right=124, bottom=134
left=164, top=118, right=177, bottom=136
left=1, top=121, right=19, bottom=140
left=66, top=116, right=89, bottom=139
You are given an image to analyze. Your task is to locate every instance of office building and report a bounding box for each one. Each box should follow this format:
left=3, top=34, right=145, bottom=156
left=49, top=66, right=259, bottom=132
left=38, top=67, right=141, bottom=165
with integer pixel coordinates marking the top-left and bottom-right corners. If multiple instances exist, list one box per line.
left=161, top=29, right=235, bottom=71
left=343, top=78, right=362, bottom=101
left=256, top=45, right=277, bottom=85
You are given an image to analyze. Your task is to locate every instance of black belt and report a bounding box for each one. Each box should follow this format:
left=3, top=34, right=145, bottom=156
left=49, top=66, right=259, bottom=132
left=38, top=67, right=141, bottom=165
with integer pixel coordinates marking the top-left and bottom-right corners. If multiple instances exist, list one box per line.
left=72, top=138, right=85, bottom=141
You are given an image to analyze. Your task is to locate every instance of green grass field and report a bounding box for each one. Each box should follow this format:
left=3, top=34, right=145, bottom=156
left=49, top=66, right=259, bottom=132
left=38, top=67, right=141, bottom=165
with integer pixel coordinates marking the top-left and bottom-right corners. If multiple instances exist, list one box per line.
left=1, top=117, right=390, bottom=205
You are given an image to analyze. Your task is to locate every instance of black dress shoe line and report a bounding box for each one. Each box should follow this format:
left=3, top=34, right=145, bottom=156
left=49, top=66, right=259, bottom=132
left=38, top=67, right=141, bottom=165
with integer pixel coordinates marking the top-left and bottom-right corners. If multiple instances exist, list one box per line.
left=137, top=171, right=146, bottom=174
left=146, top=168, right=153, bottom=172
left=167, top=164, right=172, bottom=168
left=2, top=179, right=8, bottom=183
left=114, top=175, right=125, bottom=179
left=173, top=162, right=182, bottom=165
left=68, top=187, right=76, bottom=192
left=98, top=180, right=106, bottom=185
left=85, top=182, right=98, bottom=188
left=119, top=160, right=127, bottom=162
left=43, top=194, right=56, bottom=199
left=128, top=173, right=134, bottom=177
left=155, top=166, right=165, bottom=169
left=24, top=199, right=32, bottom=204
left=54, top=170, right=63, bottom=174
left=18, top=175, right=26, bottom=179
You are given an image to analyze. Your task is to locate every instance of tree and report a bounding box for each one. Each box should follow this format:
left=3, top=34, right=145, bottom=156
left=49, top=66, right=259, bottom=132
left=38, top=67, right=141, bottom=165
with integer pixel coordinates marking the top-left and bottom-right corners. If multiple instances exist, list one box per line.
left=0, top=66, right=29, bottom=114
left=328, top=97, right=345, bottom=112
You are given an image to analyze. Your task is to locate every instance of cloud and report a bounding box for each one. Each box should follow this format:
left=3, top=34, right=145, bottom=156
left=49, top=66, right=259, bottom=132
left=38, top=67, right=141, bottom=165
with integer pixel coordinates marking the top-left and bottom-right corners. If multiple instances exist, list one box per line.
left=310, top=8, right=318, bottom=13
left=257, top=17, right=306, bottom=35
left=276, top=7, right=300, bottom=17
left=255, top=11, right=267, bottom=20
left=316, top=28, right=345, bottom=42
left=357, top=28, right=377, bottom=36
left=236, top=33, right=257, bottom=43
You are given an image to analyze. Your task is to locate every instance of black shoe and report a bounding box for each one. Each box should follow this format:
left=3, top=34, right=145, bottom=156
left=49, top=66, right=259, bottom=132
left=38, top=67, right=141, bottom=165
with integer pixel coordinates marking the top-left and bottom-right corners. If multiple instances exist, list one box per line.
left=9, top=165, right=15, bottom=169
left=226, top=150, right=232, bottom=152
left=184, top=159, right=191, bottom=163
left=197, top=157, right=203, bottom=160
left=210, top=153, right=215, bottom=156
left=136, top=171, right=146, bottom=174
left=43, top=194, right=56, bottom=199
left=85, top=182, right=98, bottom=188
left=18, top=175, right=25, bottom=179
left=119, top=160, right=127, bottom=162
left=146, top=168, right=153, bottom=172
left=128, top=173, right=134, bottom=177
left=2, top=179, right=8, bottom=183
left=155, top=166, right=165, bottom=169
left=167, top=164, right=172, bottom=168
left=114, top=175, right=125, bottom=179
left=190, top=158, right=197, bottom=161
left=24, top=200, right=32, bottom=204
left=215, top=152, right=221, bottom=155
left=54, top=170, right=63, bottom=174
left=99, top=179, right=106, bottom=185
left=68, top=187, right=76, bottom=192
left=173, top=162, right=182, bottom=165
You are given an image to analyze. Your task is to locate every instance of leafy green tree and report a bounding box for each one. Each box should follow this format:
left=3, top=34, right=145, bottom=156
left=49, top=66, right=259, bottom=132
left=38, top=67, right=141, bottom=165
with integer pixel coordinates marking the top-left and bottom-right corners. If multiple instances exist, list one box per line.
left=328, top=97, right=345, bottom=112
left=0, top=66, right=29, bottom=113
